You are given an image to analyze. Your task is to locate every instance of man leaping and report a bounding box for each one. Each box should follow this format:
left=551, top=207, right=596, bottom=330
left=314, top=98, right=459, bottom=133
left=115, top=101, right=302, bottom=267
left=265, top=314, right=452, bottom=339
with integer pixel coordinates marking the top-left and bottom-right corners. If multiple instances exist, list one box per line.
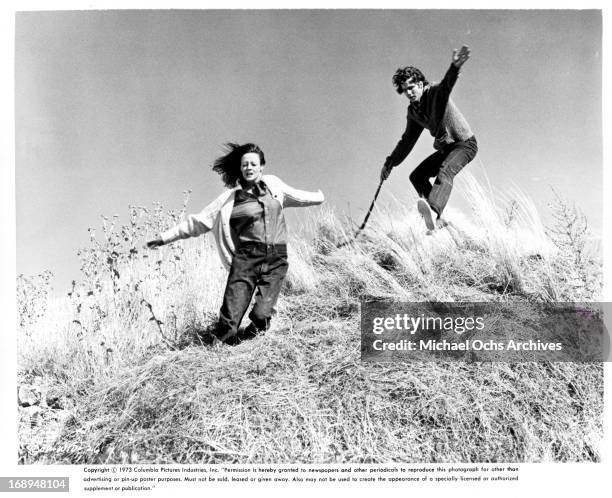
left=380, top=45, right=478, bottom=232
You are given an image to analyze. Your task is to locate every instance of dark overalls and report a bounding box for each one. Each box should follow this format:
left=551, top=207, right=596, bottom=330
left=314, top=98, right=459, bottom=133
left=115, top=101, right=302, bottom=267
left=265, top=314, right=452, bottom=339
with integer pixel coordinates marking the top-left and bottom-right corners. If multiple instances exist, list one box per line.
left=214, top=181, right=289, bottom=343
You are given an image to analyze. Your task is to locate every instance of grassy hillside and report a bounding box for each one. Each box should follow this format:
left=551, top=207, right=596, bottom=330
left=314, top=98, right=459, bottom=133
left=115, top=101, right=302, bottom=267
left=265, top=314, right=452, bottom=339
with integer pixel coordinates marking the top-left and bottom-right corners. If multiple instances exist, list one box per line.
left=17, top=175, right=603, bottom=464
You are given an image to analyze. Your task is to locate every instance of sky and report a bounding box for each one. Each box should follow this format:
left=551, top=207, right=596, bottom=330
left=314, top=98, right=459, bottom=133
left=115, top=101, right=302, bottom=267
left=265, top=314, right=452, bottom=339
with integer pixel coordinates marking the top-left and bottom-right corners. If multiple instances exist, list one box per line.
left=14, top=9, right=603, bottom=295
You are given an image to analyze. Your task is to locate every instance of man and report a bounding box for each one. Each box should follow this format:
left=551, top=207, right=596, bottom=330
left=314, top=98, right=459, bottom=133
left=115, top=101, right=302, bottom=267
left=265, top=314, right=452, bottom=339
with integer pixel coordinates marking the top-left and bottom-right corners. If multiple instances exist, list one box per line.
left=380, top=45, right=478, bottom=232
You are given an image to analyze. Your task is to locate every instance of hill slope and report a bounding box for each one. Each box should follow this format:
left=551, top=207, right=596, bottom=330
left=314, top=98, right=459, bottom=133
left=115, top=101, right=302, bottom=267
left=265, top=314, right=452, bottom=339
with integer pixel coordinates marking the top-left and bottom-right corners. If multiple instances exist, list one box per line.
left=17, top=176, right=603, bottom=463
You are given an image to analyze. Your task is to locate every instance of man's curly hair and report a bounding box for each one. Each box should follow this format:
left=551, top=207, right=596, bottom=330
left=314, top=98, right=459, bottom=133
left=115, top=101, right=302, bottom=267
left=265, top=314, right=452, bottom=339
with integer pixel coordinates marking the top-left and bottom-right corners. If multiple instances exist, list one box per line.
left=392, top=66, right=429, bottom=95
left=212, top=143, right=266, bottom=188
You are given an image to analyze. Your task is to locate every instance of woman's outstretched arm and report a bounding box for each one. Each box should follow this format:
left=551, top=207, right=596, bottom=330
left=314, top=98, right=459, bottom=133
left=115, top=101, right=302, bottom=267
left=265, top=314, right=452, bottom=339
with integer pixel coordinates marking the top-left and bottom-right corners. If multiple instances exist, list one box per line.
left=145, top=190, right=231, bottom=248
left=265, top=175, right=325, bottom=208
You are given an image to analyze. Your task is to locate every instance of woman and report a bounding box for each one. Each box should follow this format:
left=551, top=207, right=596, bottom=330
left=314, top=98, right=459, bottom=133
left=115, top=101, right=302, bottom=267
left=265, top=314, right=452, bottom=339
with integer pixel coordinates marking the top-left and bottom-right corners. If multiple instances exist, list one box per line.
left=146, top=143, right=324, bottom=345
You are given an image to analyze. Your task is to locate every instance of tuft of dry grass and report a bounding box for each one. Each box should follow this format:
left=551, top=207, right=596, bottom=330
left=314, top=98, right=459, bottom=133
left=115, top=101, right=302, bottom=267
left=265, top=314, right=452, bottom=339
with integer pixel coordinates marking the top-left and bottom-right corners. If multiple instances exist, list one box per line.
left=17, top=176, right=603, bottom=464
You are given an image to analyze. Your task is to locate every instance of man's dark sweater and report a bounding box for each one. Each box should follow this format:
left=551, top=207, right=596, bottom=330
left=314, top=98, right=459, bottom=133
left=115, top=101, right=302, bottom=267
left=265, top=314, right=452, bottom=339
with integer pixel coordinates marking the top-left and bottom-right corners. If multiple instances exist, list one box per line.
left=386, top=64, right=474, bottom=167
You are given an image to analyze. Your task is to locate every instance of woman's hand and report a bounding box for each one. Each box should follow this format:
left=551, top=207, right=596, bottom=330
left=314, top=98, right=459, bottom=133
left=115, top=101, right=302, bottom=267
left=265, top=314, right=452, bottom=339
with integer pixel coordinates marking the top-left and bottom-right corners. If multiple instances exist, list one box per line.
left=146, top=237, right=164, bottom=249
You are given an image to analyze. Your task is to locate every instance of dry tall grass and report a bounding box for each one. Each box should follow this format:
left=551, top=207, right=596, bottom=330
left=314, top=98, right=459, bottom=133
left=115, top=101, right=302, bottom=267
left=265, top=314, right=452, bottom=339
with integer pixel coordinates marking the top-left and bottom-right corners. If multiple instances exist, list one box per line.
left=17, top=175, right=603, bottom=464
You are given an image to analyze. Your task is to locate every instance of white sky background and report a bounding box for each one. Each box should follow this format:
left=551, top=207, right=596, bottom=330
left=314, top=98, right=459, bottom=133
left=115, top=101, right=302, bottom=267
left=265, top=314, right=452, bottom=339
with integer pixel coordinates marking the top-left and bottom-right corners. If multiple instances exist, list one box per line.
left=13, top=8, right=603, bottom=294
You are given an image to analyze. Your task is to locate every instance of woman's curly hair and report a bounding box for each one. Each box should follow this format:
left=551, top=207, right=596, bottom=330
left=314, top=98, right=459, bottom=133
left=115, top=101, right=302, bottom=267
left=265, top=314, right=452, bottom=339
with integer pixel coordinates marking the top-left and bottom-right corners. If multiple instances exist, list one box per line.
left=392, top=66, right=429, bottom=94
left=212, top=143, right=266, bottom=188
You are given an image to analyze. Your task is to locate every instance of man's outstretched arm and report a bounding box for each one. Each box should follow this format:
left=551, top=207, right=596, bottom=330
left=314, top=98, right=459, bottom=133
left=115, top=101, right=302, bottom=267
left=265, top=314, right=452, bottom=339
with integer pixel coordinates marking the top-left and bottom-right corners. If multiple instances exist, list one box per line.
left=431, top=45, right=471, bottom=126
left=452, top=45, right=471, bottom=68
left=439, top=45, right=471, bottom=95
left=380, top=117, right=424, bottom=181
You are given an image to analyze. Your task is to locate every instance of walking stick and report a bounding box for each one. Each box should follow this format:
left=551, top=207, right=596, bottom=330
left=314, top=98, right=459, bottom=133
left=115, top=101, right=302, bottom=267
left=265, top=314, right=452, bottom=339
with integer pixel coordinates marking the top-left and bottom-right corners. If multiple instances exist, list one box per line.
left=337, top=179, right=384, bottom=248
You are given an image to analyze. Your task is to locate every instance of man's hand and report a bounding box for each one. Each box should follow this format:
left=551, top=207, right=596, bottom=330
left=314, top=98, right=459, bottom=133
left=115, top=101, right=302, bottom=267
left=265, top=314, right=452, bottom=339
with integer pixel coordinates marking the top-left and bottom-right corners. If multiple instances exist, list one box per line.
left=380, top=161, right=393, bottom=182
left=452, top=45, right=471, bottom=68
left=146, top=237, right=164, bottom=249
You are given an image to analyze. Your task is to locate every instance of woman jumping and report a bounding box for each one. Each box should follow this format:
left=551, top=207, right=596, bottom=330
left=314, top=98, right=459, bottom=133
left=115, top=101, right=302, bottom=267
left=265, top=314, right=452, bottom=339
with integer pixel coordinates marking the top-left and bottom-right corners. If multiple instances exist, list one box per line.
left=146, top=143, right=324, bottom=345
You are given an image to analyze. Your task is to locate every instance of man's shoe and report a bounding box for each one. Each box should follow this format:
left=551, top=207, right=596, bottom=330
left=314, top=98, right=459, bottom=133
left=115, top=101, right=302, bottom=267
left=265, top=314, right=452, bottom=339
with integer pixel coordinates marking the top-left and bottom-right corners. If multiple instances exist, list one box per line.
left=417, top=199, right=436, bottom=231
left=436, top=218, right=448, bottom=229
